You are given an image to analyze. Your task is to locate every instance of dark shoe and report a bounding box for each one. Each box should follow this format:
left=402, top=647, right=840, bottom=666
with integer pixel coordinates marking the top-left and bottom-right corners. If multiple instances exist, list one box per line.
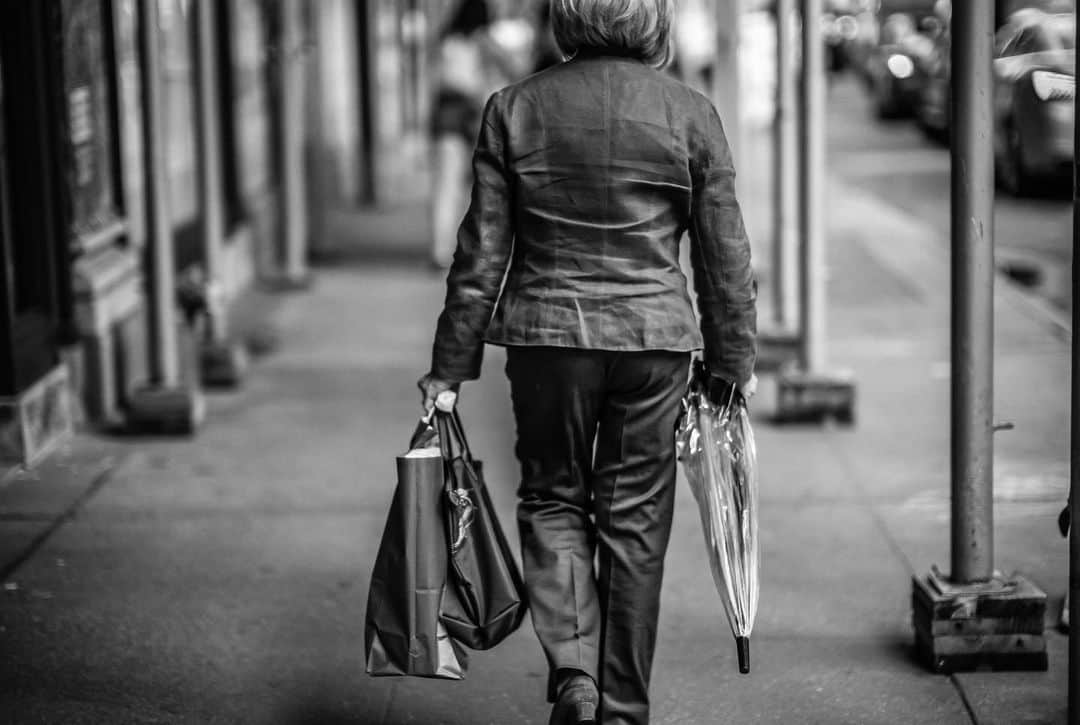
left=549, top=674, right=598, bottom=725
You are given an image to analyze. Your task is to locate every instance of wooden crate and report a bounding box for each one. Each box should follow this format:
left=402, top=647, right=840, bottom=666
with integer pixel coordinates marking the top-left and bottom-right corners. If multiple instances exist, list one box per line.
left=775, top=370, right=857, bottom=424
left=755, top=330, right=801, bottom=373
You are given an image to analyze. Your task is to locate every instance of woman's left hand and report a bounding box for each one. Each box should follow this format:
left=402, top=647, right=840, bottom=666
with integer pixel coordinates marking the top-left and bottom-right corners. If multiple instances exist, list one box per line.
left=740, top=373, right=758, bottom=401
left=417, top=373, right=460, bottom=413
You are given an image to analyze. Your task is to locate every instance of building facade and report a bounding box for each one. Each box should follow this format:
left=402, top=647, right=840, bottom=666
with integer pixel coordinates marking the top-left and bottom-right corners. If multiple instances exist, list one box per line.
left=0, top=0, right=317, bottom=465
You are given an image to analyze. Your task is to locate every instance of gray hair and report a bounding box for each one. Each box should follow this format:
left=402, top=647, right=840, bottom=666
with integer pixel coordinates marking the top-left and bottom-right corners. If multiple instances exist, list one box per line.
left=550, top=0, right=674, bottom=68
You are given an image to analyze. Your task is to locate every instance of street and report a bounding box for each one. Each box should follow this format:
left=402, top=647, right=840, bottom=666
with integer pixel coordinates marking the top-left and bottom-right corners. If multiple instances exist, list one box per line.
left=828, top=72, right=1075, bottom=318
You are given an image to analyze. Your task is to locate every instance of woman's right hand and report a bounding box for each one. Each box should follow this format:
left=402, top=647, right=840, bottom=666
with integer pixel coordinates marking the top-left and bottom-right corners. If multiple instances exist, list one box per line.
left=706, top=372, right=757, bottom=406
left=417, top=373, right=460, bottom=413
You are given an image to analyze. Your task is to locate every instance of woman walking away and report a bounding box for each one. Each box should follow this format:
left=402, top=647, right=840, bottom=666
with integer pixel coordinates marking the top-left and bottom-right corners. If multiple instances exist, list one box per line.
left=419, top=1, right=757, bottom=722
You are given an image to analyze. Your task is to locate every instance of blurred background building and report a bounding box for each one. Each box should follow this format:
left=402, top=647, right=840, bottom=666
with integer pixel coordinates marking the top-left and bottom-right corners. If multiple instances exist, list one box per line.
left=0, top=0, right=532, bottom=468
left=0, top=0, right=311, bottom=464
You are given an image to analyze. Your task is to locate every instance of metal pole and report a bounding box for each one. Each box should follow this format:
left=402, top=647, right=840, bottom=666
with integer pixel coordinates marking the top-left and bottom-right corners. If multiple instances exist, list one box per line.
left=798, top=0, right=825, bottom=371
left=1068, top=10, right=1080, bottom=720
left=194, top=0, right=227, bottom=341
left=137, top=0, right=180, bottom=385
left=949, top=0, right=995, bottom=584
left=356, top=0, right=376, bottom=204
left=714, top=0, right=742, bottom=163
left=773, top=0, right=798, bottom=330
left=280, top=0, right=308, bottom=283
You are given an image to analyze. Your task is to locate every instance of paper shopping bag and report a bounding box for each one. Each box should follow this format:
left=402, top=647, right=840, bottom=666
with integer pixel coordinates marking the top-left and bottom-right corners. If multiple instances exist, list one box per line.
left=365, top=447, right=468, bottom=679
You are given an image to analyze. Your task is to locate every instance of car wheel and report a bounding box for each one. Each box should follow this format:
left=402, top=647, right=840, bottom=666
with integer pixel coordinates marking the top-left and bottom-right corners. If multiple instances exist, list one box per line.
left=873, top=78, right=899, bottom=119
left=916, top=103, right=947, bottom=145
left=998, top=122, right=1032, bottom=197
left=920, top=123, right=948, bottom=145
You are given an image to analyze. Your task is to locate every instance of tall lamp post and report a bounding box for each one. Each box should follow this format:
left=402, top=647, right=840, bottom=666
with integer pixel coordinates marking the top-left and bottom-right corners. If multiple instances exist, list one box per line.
left=193, top=0, right=247, bottom=387
left=773, top=0, right=798, bottom=334
left=126, top=0, right=205, bottom=433
left=911, top=0, right=1046, bottom=673
left=269, top=0, right=310, bottom=289
left=774, top=0, right=856, bottom=424
left=1068, top=2, right=1080, bottom=717
left=757, top=0, right=803, bottom=374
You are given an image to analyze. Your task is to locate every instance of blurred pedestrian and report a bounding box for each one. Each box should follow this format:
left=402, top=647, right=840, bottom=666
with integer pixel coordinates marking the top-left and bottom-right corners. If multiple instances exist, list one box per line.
left=672, top=0, right=717, bottom=93
left=429, top=0, right=518, bottom=269
left=418, top=0, right=758, bottom=722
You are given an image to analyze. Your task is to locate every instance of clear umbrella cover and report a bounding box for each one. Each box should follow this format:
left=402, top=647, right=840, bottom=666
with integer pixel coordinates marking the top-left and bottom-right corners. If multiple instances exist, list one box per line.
left=675, top=365, right=760, bottom=674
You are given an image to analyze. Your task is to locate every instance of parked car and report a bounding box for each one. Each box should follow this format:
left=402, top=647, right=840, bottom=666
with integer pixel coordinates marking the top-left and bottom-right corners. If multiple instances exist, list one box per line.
left=845, top=0, right=938, bottom=83
left=913, top=4, right=951, bottom=140
left=824, top=0, right=865, bottom=72
left=825, top=10, right=861, bottom=72
left=992, top=9, right=1075, bottom=195
left=864, top=11, right=937, bottom=117
left=840, top=6, right=880, bottom=80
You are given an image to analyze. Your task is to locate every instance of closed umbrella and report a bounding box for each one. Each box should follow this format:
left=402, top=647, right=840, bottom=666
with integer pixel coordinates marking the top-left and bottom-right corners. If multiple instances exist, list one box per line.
left=675, top=361, right=760, bottom=673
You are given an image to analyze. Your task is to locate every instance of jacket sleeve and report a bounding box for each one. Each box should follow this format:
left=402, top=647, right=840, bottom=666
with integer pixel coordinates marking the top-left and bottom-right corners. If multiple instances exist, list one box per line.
left=687, top=103, right=757, bottom=386
left=430, top=93, right=514, bottom=382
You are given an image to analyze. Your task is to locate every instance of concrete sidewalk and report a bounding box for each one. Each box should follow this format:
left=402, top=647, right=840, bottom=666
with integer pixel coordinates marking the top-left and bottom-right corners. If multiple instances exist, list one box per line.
left=0, top=168, right=1069, bottom=724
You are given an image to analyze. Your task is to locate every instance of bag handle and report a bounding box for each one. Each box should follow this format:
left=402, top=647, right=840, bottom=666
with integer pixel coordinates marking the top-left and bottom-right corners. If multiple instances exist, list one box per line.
left=435, top=409, right=478, bottom=553
left=435, top=408, right=474, bottom=463
left=408, top=408, right=438, bottom=450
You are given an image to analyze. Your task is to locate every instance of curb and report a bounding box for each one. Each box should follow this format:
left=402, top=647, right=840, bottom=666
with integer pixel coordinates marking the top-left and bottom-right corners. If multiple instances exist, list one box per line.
left=828, top=175, right=1071, bottom=344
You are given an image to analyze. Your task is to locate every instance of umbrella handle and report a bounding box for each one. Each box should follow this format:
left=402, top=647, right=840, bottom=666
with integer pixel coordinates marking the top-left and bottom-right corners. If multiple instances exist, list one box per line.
left=736, top=636, right=750, bottom=674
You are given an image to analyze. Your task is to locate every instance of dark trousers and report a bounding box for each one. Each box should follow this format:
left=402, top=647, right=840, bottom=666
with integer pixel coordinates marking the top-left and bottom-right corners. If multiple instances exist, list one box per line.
left=504, top=346, right=690, bottom=725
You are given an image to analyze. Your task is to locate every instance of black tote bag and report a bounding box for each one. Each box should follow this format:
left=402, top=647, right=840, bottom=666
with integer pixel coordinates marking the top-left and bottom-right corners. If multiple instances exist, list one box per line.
left=435, top=410, right=528, bottom=650
left=364, top=445, right=468, bottom=679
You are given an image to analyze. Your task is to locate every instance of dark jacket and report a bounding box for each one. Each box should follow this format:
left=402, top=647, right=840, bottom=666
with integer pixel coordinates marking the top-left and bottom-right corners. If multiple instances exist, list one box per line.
left=431, top=53, right=757, bottom=385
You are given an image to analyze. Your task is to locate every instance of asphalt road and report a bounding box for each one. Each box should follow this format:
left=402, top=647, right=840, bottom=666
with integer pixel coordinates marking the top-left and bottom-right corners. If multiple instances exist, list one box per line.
left=826, top=71, right=1074, bottom=317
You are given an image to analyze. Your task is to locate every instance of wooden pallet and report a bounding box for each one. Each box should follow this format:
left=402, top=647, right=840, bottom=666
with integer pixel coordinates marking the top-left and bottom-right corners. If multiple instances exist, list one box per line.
left=775, top=369, right=857, bottom=424
left=912, top=567, right=1048, bottom=673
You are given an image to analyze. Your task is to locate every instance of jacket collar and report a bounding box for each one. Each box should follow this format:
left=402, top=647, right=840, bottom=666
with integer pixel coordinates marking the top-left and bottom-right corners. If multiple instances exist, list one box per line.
left=570, top=47, right=648, bottom=63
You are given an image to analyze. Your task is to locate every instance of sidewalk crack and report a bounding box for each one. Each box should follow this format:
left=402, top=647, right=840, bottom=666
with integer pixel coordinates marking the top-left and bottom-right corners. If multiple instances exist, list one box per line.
left=0, top=464, right=117, bottom=581
left=949, top=673, right=980, bottom=724
left=824, top=434, right=915, bottom=575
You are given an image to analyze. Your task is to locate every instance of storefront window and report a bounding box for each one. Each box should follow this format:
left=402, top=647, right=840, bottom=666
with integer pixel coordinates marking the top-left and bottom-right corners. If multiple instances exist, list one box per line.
left=61, top=0, right=119, bottom=239
left=157, top=0, right=199, bottom=230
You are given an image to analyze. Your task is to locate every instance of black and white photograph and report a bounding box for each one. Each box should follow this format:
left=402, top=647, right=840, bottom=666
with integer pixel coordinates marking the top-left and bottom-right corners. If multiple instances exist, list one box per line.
left=0, top=0, right=1077, bottom=722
